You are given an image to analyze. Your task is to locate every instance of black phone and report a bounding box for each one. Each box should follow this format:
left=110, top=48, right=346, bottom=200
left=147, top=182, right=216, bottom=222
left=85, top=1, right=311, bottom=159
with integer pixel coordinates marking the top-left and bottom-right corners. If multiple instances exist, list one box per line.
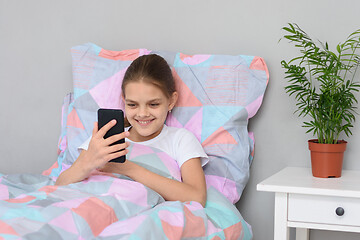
left=97, top=108, right=126, bottom=163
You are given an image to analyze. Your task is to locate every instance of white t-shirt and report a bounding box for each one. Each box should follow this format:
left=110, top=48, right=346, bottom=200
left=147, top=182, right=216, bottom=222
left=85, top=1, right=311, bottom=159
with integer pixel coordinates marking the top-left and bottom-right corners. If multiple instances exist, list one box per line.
left=79, top=125, right=208, bottom=168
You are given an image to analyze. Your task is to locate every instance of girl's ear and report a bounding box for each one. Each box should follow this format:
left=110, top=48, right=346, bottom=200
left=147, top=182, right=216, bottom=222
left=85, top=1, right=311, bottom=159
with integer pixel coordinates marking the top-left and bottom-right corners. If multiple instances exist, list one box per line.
left=169, top=91, right=178, bottom=111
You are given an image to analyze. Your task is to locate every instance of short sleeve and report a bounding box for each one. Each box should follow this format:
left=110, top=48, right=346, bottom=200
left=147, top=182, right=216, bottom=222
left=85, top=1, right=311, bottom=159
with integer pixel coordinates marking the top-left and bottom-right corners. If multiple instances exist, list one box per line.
left=175, top=129, right=208, bottom=168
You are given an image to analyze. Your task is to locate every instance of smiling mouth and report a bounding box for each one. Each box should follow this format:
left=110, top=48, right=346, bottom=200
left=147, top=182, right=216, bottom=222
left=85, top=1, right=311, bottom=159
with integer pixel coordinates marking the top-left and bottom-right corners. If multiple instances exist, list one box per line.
left=136, top=119, right=153, bottom=125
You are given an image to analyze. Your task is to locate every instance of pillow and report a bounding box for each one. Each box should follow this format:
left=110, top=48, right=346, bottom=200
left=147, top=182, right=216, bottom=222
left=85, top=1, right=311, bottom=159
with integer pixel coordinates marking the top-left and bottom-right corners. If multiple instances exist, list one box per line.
left=44, top=43, right=269, bottom=204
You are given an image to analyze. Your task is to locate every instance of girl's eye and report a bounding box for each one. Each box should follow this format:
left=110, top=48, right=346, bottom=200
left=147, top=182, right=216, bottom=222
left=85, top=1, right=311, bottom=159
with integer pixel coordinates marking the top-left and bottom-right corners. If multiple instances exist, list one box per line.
left=127, top=103, right=137, bottom=108
left=150, top=103, right=160, bottom=107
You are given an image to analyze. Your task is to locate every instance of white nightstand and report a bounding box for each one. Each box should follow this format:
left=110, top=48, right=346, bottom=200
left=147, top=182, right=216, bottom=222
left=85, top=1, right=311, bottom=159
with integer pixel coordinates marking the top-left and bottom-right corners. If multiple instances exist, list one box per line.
left=257, top=167, right=360, bottom=240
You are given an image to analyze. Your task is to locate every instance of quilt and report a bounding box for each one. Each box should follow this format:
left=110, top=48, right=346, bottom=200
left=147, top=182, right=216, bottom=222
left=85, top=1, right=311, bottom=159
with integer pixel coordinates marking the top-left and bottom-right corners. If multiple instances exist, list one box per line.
left=0, top=143, right=252, bottom=239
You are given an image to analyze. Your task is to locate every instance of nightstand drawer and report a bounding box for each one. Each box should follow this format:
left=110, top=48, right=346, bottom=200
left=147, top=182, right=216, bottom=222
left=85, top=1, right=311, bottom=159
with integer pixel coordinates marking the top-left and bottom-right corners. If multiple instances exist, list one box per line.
left=288, top=193, right=360, bottom=227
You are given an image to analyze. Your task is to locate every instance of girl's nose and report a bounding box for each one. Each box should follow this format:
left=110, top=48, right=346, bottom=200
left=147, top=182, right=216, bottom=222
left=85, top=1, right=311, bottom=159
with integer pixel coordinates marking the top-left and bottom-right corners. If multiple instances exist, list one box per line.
left=138, top=106, right=150, bottom=117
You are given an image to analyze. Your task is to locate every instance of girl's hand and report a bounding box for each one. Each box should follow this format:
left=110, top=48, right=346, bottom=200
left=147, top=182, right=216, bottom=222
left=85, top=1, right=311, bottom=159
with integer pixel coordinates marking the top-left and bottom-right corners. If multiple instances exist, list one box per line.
left=55, top=120, right=130, bottom=186
left=82, top=120, right=130, bottom=172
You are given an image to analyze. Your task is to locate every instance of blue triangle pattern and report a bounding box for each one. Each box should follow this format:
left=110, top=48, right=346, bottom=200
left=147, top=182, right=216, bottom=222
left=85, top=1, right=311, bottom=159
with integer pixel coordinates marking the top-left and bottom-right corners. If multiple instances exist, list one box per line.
left=201, top=106, right=244, bottom=142
left=74, top=88, right=89, bottom=100
left=90, top=42, right=102, bottom=55
left=240, top=55, right=254, bottom=67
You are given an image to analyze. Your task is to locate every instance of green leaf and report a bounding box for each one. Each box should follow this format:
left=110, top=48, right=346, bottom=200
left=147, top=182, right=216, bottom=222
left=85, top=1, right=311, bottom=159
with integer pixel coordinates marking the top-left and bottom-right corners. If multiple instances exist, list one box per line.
left=280, top=23, right=360, bottom=142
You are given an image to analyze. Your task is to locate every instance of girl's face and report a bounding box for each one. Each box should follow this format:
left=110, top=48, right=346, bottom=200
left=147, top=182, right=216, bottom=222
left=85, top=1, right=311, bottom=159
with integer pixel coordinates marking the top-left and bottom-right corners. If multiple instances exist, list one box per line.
left=123, top=80, right=178, bottom=142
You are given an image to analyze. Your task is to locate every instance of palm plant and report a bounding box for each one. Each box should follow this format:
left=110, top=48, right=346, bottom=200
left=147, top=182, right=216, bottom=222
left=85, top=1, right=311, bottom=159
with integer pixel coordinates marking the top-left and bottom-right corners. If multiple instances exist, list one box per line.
left=281, top=23, right=360, bottom=144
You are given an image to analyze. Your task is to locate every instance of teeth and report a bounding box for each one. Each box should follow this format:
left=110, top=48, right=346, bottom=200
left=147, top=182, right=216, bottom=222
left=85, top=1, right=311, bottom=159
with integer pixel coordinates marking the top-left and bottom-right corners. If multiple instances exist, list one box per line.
left=139, top=120, right=151, bottom=124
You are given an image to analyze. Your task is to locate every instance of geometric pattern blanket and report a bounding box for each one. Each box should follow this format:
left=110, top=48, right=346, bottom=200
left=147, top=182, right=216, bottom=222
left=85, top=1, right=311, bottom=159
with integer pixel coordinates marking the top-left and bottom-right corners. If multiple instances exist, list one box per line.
left=0, top=143, right=252, bottom=239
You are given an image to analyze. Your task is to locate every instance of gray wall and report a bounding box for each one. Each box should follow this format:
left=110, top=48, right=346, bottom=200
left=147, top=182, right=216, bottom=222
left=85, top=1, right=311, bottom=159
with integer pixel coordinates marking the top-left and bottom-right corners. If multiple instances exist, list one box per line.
left=1, top=1, right=360, bottom=239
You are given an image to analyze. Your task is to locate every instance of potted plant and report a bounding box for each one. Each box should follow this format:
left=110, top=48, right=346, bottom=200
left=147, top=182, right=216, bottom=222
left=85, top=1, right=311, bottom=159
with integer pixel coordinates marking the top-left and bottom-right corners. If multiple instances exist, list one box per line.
left=280, top=23, right=360, bottom=178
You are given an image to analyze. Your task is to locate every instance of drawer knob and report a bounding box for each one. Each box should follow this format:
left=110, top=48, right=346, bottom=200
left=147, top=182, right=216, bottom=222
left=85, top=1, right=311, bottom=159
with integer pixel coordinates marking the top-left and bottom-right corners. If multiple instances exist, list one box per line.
left=336, top=207, right=345, bottom=216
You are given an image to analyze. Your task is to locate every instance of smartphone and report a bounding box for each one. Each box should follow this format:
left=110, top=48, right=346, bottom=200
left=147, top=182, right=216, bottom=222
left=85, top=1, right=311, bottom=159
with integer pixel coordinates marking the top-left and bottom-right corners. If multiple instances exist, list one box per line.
left=97, top=108, right=126, bottom=163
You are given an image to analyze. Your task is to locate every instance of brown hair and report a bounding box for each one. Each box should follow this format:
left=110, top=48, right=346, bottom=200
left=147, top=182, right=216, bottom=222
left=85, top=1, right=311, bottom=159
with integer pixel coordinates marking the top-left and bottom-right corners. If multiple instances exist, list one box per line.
left=122, top=54, right=176, bottom=127
left=122, top=54, right=176, bottom=98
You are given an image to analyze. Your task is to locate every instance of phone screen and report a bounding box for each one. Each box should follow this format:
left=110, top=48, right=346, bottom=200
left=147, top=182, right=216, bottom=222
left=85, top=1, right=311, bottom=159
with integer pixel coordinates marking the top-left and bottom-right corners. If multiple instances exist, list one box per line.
left=97, top=108, right=126, bottom=163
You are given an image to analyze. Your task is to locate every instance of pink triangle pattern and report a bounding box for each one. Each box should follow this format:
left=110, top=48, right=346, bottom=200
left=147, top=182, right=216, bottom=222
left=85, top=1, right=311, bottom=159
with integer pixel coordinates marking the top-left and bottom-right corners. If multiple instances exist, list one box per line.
left=202, top=127, right=237, bottom=147
left=129, top=144, right=155, bottom=159
left=183, top=202, right=202, bottom=211
left=49, top=210, right=79, bottom=234
left=179, top=53, right=211, bottom=65
left=0, top=181, right=9, bottom=200
left=166, top=112, right=183, bottom=128
left=139, top=49, right=152, bottom=56
left=98, top=49, right=143, bottom=61
left=249, top=56, right=266, bottom=71
left=5, top=195, right=36, bottom=204
left=108, top=179, right=148, bottom=207
left=38, top=185, right=58, bottom=195
left=181, top=206, right=206, bottom=238
left=250, top=56, right=269, bottom=84
left=0, top=220, right=18, bottom=235
left=99, top=215, right=148, bottom=236
left=211, top=236, right=223, bottom=240
left=184, top=108, right=203, bottom=142
left=224, top=221, right=243, bottom=240
left=158, top=210, right=184, bottom=227
left=71, top=197, right=118, bottom=237
left=156, top=152, right=181, bottom=182
left=89, top=69, right=127, bottom=109
left=205, top=175, right=239, bottom=204
left=246, top=95, right=264, bottom=119
left=58, top=136, right=67, bottom=154
left=161, top=219, right=184, bottom=240
left=173, top=70, right=202, bottom=107
left=67, top=109, right=85, bottom=129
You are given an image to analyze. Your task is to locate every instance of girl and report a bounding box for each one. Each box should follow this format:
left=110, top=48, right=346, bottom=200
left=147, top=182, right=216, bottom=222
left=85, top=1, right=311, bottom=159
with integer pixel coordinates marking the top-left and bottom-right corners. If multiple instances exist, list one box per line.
left=55, top=54, right=208, bottom=207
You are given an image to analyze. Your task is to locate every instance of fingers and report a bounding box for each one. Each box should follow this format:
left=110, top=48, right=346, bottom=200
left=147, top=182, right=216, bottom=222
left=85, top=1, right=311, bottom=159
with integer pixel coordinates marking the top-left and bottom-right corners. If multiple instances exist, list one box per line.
left=108, top=148, right=128, bottom=162
left=96, top=119, right=117, bottom=138
left=92, top=122, right=98, bottom=136
left=107, top=141, right=130, bottom=154
left=105, top=131, right=130, bottom=146
left=88, top=121, right=130, bottom=166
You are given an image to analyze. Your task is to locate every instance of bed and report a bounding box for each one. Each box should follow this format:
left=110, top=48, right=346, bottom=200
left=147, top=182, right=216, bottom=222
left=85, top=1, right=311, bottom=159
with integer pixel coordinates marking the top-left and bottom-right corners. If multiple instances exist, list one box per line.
left=0, top=43, right=268, bottom=239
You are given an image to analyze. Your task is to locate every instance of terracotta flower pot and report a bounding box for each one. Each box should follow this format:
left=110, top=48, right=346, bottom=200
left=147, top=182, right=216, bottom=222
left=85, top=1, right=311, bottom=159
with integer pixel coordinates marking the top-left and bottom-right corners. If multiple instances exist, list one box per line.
left=308, top=139, right=347, bottom=178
